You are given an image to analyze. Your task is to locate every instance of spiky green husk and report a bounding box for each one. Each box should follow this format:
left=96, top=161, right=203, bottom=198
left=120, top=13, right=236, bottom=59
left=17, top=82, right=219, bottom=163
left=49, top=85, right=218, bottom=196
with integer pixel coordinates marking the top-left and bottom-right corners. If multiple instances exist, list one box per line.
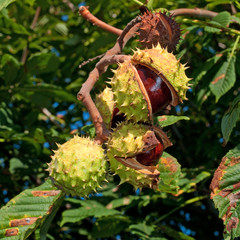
left=111, top=61, right=150, bottom=123
left=48, top=136, right=107, bottom=197
left=95, top=87, right=114, bottom=129
left=132, top=44, right=191, bottom=101
left=108, top=154, right=153, bottom=189
left=107, top=122, right=152, bottom=158
left=107, top=122, right=158, bottom=189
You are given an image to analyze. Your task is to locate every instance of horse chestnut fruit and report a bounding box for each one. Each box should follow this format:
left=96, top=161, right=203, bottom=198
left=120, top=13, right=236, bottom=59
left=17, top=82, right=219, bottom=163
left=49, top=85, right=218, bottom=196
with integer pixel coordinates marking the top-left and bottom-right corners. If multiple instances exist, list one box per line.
left=136, top=64, right=172, bottom=113
left=111, top=45, right=191, bottom=123
left=136, top=141, right=164, bottom=166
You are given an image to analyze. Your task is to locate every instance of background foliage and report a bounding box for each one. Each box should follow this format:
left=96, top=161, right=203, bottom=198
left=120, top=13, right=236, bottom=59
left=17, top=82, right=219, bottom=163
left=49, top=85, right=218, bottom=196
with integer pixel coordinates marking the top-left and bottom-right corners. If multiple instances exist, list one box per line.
left=0, top=0, right=240, bottom=239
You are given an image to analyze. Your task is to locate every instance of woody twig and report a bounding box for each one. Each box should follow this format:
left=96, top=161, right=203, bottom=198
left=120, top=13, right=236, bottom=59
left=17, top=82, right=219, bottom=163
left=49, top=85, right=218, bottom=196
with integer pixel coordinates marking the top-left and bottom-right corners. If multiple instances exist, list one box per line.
left=79, top=6, right=123, bottom=36
left=77, top=13, right=142, bottom=143
left=77, top=55, right=131, bottom=144
left=78, top=6, right=219, bottom=38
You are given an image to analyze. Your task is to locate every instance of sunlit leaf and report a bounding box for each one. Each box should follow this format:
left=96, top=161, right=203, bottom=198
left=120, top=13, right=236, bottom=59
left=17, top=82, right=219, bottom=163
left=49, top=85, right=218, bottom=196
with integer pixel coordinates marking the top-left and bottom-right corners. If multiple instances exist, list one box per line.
left=178, top=170, right=211, bottom=195
left=212, top=11, right=231, bottom=27
left=106, top=196, right=137, bottom=209
left=210, top=144, right=240, bottom=240
left=55, top=23, right=68, bottom=36
left=0, top=14, right=29, bottom=34
left=9, top=158, right=28, bottom=175
left=81, top=124, right=96, bottom=138
left=209, top=56, right=236, bottom=102
left=129, top=223, right=155, bottom=238
left=221, top=95, right=240, bottom=144
left=34, top=128, right=46, bottom=143
left=206, top=0, right=232, bottom=9
left=0, top=0, right=15, bottom=11
left=60, top=200, right=121, bottom=227
left=159, top=225, right=196, bottom=240
left=0, top=179, right=64, bottom=239
left=192, top=53, right=222, bottom=87
left=158, top=152, right=181, bottom=194
left=156, top=115, right=190, bottom=128
left=91, top=215, right=130, bottom=238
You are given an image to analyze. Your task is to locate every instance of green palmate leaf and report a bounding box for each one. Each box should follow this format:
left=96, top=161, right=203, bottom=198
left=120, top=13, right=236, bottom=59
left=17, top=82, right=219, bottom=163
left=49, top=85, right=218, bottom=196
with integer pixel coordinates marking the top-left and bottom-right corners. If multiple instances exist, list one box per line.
left=221, top=95, right=240, bottom=144
left=156, top=115, right=190, bottom=128
left=146, top=0, right=154, bottom=10
left=55, top=23, right=68, bottom=36
left=1, top=54, right=20, bottom=85
left=34, top=128, right=46, bottom=143
left=0, top=14, right=29, bottom=35
left=60, top=200, right=121, bottom=227
left=106, top=196, right=137, bottom=209
left=204, top=22, right=221, bottom=33
left=0, top=179, right=64, bottom=240
left=206, top=0, right=232, bottom=8
left=14, top=84, right=77, bottom=103
left=9, top=158, right=28, bottom=175
left=159, top=225, right=196, bottom=240
left=212, top=11, right=231, bottom=27
left=210, top=144, right=240, bottom=240
left=91, top=215, right=130, bottom=238
left=81, top=124, right=96, bottom=138
left=26, top=53, right=60, bottom=75
left=231, top=16, right=240, bottom=25
left=209, top=56, right=236, bottom=102
left=178, top=170, right=211, bottom=195
left=129, top=223, right=155, bottom=239
left=0, top=0, right=15, bottom=11
left=158, top=152, right=181, bottom=194
left=192, top=53, right=223, bottom=87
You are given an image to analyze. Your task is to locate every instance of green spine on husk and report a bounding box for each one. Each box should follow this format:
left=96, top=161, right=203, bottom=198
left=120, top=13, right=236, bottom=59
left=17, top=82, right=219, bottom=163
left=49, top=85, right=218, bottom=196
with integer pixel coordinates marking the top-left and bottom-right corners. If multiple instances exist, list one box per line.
left=107, top=121, right=152, bottom=158
left=48, top=136, right=107, bottom=197
left=110, top=61, right=150, bottom=123
left=132, top=44, right=191, bottom=102
left=95, top=87, right=114, bottom=129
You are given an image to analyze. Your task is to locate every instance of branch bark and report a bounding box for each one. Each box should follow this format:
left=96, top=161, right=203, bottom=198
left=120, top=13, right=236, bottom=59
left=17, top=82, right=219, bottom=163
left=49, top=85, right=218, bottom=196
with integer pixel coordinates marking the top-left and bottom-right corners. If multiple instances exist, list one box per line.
left=78, top=55, right=131, bottom=144
left=170, top=8, right=218, bottom=18
left=79, top=6, right=123, bottom=36
left=62, top=0, right=76, bottom=12
left=21, top=7, right=41, bottom=64
left=79, top=6, right=219, bottom=38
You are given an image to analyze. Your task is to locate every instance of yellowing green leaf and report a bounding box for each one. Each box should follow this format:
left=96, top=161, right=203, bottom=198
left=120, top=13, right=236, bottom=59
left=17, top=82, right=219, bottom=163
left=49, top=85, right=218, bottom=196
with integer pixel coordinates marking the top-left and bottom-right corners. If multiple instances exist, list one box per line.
left=210, top=144, right=240, bottom=240
left=157, top=115, right=190, bottom=128
left=209, top=56, right=236, bottom=102
left=0, top=180, right=64, bottom=239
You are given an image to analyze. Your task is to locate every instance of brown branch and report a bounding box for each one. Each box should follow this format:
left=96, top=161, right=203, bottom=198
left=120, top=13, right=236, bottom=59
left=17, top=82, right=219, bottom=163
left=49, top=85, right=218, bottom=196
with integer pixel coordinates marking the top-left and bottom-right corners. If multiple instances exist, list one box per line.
left=79, top=6, right=123, bottom=36
left=78, top=6, right=219, bottom=38
left=78, top=55, right=131, bottom=144
left=21, top=7, right=41, bottom=64
left=62, top=0, right=76, bottom=12
left=170, top=8, right=218, bottom=18
left=77, top=15, right=142, bottom=143
left=105, top=16, right=142, bottom=56
left=79, top=54, right=104, bottom=69
left=42, top=108, right=64, bottom=129
left=30, top=6, right=41, bottom=29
